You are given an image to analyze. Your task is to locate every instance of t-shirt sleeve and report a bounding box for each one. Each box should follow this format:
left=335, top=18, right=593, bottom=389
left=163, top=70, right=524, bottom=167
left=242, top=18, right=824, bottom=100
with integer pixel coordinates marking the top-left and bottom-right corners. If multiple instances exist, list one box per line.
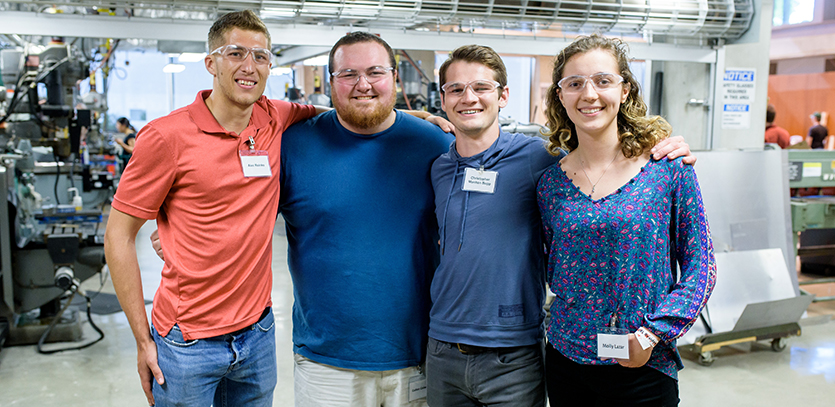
left=536, top=169, right=556, bottom=258
left=529, top=139, right=562, bottom=184
left=275, top=101, right=316, bottom=133
left=111, top=124, right=177, bottom=219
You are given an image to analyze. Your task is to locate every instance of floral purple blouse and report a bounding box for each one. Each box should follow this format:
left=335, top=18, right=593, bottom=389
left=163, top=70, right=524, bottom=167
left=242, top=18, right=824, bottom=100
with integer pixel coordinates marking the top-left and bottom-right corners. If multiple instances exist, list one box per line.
left=537, top=157, right=716, bottom=379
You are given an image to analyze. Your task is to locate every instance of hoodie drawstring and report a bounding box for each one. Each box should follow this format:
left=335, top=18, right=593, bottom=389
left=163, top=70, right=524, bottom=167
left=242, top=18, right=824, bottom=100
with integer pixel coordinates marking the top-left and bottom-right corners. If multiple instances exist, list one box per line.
left=458, top=190, right=470, bottom=252
left=440, top=161, right=475, bottom=254
left=440, top=163, right=460, bottom=255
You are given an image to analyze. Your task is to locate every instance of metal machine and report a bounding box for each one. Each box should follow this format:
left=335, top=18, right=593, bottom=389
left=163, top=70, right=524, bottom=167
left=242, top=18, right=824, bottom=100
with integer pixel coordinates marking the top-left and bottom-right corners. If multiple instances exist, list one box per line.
left=785, top=149, right=835, bottom=302
left=394, top=51, right=435, bottom=113
left=0, top=37, right=118, bottom=350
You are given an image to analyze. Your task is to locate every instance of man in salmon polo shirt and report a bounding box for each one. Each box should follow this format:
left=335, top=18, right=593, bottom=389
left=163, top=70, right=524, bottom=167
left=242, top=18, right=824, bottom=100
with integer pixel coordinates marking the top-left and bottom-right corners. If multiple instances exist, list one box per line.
left=104, top=10, right=325, bottom=407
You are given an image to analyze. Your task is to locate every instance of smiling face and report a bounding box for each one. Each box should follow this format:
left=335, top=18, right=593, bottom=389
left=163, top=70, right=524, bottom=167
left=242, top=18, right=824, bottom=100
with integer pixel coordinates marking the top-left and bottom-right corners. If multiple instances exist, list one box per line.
left=330, top=41, right=397, bottom=134
left=557, top=49, right=629, bottom=141
left=205, top=27, right=271, bottom=111
left=440, top=61, right=508, bottom=139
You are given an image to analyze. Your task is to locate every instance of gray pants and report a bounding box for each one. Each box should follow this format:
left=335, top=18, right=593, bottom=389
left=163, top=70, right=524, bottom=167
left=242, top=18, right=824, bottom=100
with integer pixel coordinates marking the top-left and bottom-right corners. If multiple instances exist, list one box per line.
left=425, top=337, right=546, bottom=407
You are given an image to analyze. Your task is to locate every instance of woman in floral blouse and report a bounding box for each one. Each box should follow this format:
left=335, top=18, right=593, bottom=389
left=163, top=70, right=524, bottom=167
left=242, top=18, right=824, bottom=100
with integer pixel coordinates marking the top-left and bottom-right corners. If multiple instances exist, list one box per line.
left=536, top=34, right=716, bottom=406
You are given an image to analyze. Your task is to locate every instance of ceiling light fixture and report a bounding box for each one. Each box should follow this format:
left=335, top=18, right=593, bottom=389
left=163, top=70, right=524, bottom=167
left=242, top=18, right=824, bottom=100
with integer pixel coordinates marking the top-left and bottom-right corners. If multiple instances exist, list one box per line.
left=302, top=55, right=329, bottom=66
left=162, top=63, right=186, bottom=73
left=270, top=67, right=293, bottom=76
left=178, top=52, right=206, bottom=63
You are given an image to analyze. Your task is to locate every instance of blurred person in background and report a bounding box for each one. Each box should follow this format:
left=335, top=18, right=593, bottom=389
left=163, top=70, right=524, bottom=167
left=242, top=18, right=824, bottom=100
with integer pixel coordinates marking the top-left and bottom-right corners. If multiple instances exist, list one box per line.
left=807, top=111, right=828, bottom=149
left=114, top=117, right=137, bottom=166
left=764, top=104, right=790, bottom=148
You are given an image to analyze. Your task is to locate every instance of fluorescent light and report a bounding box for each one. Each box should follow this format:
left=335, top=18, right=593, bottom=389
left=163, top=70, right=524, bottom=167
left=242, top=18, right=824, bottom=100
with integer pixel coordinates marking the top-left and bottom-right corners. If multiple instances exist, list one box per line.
left=178, top=53, right=206, bottom=63
left=261, top=7, right=296, bottom=18
left=302, top=55, right=329, bottom=66
left=270, top=67, right=293, bottom=76
left=162, top=63, right=186, bottom=73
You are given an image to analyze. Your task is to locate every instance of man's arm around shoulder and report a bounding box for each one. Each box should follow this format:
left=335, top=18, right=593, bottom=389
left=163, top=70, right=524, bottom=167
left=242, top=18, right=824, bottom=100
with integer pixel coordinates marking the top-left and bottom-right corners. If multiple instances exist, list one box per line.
left=651, top=135, right=696, bottom=165
left=104, top=209, right=162, bottom=406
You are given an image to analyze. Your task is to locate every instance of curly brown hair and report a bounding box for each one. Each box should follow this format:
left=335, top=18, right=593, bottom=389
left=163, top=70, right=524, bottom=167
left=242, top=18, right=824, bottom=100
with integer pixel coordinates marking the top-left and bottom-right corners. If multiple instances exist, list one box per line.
left=543, top=34, right=671, bottom=158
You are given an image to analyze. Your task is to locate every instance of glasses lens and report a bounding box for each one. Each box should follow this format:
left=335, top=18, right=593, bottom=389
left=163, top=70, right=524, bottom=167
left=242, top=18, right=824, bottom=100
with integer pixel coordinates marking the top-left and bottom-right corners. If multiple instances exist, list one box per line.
left=442, top=83, right=465, bottom=95
left=592, top=73, right=620, bottom=89
left=251, top=49, right=272, bottom=64
left=334, top=69, right=359, bottom=82
left=222, top=46, right=246, bottom=61
left=470, top=81, right=497, bottom=94
left=559, top=76, right=587, bottom=92
left=365, top=67, right=391, bottom=83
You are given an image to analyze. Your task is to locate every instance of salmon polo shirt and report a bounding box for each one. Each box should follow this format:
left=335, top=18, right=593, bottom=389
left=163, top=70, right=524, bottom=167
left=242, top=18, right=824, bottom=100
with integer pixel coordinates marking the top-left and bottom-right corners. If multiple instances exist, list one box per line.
left=112, top=90, right=316, bottom=340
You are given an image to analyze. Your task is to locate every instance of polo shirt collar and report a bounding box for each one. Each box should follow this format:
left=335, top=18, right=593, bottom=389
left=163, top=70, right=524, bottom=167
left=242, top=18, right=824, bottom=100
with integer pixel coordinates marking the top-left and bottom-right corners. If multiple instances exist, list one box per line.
left=188, top=90, right=274, bottom=136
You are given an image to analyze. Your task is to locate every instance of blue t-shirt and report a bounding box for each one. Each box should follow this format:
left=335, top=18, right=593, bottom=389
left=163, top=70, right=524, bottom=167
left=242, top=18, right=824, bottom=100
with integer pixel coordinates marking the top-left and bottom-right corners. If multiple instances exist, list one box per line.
left=279, top=110, right=453, bottom=370
left=429, top=131, right=561, bottom=347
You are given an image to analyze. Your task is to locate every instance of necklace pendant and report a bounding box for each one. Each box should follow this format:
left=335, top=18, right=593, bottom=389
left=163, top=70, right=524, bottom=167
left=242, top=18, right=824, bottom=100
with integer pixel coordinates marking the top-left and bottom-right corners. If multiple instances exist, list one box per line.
left=591, top=186, right=595, bottom=195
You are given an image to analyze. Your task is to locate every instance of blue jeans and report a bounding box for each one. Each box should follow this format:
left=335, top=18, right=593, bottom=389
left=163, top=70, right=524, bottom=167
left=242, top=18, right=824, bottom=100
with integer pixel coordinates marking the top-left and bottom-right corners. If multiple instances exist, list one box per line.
left=151, top=309, right=277, bottom=407
left=425, top=337, right=546, bottom=407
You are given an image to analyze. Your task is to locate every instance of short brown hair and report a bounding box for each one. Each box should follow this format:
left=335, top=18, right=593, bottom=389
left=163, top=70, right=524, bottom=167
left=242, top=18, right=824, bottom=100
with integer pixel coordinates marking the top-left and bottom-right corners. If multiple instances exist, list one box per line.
left=438, top=45, right=508, bottom=89
left=766, top=104, right=777, bottom=123
left=328, top=32, right=396, bottom=75
left=543, top=34, right=670, bottom=158
left=208, top=10, right=270, bottom=51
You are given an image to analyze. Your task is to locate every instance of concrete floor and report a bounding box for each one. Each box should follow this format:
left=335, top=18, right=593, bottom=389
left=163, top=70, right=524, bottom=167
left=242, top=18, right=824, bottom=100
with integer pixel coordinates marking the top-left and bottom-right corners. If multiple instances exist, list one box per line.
left=1, top=219, right=834, bottom=406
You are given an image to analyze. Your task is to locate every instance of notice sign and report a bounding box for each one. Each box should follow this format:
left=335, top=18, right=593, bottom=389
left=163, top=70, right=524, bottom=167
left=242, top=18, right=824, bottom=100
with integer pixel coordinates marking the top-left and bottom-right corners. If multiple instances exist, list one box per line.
left=721, top=68, right=756, bottom=130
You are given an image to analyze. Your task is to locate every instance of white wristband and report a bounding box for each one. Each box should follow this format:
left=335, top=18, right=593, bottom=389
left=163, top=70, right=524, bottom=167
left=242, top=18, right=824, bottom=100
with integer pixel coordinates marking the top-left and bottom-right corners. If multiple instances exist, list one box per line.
left=635, top=327, right=659, bottom=350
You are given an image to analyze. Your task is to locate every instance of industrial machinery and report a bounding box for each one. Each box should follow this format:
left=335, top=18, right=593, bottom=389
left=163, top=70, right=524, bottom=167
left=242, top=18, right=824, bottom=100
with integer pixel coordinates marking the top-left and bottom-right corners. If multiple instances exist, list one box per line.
left=786, top=149, right=835, bottom=302
left=0, top=37, right=118, bottom=351
left=394, top=50, right=435, bottom=113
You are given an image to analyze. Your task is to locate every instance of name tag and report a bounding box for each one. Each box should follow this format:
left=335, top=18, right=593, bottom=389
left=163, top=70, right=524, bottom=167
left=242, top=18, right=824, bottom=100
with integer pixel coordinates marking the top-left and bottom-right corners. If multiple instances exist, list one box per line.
left=240, top=150, right=271, bottom=177
left=462, top=167, right=497, bottom=193
left=408, top=373, right=427, bottom=402
left=597, top=328, right=629, bottom=359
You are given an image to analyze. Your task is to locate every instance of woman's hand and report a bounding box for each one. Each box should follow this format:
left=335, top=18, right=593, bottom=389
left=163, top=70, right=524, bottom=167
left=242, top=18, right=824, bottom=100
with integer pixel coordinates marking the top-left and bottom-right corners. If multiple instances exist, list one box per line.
left=616, top=333, right=653, bottom=368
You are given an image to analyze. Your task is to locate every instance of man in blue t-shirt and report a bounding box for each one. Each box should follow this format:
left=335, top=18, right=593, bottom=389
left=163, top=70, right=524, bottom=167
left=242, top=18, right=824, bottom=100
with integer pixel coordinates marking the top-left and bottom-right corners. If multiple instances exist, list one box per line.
left=278, top=32, right=452, bottom=406
left=425, top=45, right=695, bottom=406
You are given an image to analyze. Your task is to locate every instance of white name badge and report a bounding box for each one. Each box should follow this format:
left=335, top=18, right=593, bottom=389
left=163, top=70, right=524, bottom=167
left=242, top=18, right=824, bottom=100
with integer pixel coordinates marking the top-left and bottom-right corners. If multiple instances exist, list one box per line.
left=408, top=373, right=427, bottom=402
left=239, top=150, right=271, bottom=177
left=597, top=328, right=630, bottom=359
left=462, top=167, right=498, bottom=194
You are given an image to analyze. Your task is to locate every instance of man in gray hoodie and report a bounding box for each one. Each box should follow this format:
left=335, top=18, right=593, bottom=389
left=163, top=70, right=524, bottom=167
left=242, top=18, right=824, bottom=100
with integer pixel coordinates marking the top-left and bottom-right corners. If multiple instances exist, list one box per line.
left=425, top=45, right=694, bottom=406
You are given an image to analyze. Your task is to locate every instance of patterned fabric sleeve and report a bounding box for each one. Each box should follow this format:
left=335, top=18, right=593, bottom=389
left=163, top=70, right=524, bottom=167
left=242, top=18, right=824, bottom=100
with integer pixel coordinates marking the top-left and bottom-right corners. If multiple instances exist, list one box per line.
left=644, top=160, right=717, bottom=343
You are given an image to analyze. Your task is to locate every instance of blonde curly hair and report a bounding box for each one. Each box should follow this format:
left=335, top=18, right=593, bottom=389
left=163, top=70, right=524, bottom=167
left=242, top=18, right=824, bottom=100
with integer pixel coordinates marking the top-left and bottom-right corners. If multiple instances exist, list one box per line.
left=543, top=34, right=671, bottom=158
